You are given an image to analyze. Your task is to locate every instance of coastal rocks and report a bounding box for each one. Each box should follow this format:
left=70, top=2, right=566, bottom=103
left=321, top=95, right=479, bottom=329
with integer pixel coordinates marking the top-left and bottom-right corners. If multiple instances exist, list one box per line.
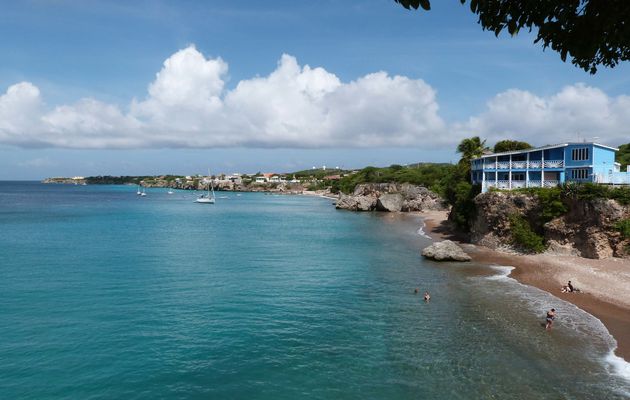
left=376, top=193, right=403, bottom=212
left=335, top=183, right=447, bottom=213
left=421, top=240, right=472, bottom=262
left=471, top=191, right=630, bottom=259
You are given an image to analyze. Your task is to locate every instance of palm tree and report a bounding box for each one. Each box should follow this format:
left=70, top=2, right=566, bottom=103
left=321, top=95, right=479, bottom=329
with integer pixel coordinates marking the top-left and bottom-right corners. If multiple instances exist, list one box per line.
left=456, top=136, right=488, bottom=182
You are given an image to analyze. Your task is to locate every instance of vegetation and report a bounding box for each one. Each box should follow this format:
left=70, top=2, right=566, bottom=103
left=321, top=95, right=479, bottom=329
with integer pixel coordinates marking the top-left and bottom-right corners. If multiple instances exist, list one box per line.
left=456, top=136, right=488, bottom=181
left=331, top=163, right=457, bottom=195
left=493, top=140, right=532, bottom=153
left=615, top=219, right=630, bottom=240
left=86, top=175, right=155, bottom=184
left=515, top=187, right=567, bottom=223
left=616, top=143, right=630, bottom=172
left=509, top=214, right=546, bottom=253
left=394, top=0, right=630, bottom=74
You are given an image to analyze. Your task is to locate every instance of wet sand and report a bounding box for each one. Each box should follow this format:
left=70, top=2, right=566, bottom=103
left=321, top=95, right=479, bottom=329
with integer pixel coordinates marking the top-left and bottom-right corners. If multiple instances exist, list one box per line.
left=418, top=210, right=630, bottom=362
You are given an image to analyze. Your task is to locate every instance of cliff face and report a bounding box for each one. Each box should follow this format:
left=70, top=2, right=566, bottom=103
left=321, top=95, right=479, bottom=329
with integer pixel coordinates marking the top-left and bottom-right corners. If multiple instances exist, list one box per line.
left=471, top=192, right=630, bottom=259
left=335, top=183, right=447, bottom=212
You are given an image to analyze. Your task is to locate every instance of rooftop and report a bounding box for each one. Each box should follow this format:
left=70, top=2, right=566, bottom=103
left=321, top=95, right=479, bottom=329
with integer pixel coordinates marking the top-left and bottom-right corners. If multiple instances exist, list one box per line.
left=474, top=142, right=619, bottom=159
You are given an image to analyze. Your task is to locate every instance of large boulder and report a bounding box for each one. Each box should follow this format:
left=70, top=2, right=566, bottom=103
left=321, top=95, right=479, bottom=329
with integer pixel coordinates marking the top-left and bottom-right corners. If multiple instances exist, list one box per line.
left=376, top=193, right=403, bottom=212
left=421, top=240, right=472, bottom=262
left=335, top=193, right=376, bottom=211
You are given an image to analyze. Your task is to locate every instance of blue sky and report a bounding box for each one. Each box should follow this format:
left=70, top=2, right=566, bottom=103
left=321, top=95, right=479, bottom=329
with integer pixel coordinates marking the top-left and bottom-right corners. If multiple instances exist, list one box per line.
left=1, top=0, right=629, bottom=179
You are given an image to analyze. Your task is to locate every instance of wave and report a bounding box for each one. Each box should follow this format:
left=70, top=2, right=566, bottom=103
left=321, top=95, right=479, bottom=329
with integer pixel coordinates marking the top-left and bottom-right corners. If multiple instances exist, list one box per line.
left=416, top=220, right=432, bottom=239
left=481, top=264, right=630, bottom=387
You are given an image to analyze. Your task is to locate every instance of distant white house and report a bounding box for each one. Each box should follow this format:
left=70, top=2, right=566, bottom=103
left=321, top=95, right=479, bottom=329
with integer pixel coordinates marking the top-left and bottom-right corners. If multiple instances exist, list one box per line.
left=255, top=176, right=268, bottom=183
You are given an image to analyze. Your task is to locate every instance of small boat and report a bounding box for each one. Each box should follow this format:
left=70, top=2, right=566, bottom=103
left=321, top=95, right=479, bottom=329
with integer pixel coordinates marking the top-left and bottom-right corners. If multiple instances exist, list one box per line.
left=137, top=185, right=142, bottom=195
left=167, top=189, right=174, bottom=195
left=195, top=171, right=215, bottom=204
left=140, top=187, right=147, bottom=197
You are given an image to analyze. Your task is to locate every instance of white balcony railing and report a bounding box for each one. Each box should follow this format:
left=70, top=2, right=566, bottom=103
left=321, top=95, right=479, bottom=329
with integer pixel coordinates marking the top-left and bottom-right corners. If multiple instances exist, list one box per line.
left=481, top=160, right=563, bottom=169
left=544, top=160, right=564, bottom=168
left=528, top=161, right=542, bottom=169
left=511, top=180, right=526, bottom=188
left=497, top=180, right=510, bottom=188
left=511, top=161, right=527, bottom=169
left=527, top=180, right=542, bottom=188
left=543, top=180, right=560, bottom=187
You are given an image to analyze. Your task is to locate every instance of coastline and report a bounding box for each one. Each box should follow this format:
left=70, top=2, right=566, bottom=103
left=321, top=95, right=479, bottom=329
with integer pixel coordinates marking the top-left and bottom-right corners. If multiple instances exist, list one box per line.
left=418, top=210, right=630, bottom=363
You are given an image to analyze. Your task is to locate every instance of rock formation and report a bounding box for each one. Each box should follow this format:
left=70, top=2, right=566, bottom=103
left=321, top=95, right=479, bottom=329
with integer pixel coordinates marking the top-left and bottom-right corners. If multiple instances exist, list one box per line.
left=421, top=240, right=472, bottom=261
left=471, top=191, right=630, bottom=259
left=335, top=183, right=447, bottom=212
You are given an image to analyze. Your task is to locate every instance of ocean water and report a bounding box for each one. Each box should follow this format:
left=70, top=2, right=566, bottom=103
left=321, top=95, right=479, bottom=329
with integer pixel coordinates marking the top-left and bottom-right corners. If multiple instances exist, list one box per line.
left=1, top=181, right=629, bottom=399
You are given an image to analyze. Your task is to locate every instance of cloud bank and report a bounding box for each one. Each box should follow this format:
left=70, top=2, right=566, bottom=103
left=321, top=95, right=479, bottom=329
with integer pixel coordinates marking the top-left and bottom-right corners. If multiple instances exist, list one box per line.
left=0, top=45, right=628, bottom=149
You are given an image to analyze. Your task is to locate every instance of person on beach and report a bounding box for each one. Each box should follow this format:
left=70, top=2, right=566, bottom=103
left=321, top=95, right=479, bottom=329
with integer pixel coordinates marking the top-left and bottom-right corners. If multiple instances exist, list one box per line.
left=423, top=291, right=431, bottom=302
left=567, top=281, right=574, bottom=292
left=545, top=308, right=556, bottom=330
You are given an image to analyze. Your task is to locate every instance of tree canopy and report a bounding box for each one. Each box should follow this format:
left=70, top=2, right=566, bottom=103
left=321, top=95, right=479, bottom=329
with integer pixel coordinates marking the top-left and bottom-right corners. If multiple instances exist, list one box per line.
left=617, top=143, right=630, bottom=172
left=493, top=140, right=533, bottom=153
left=394, top=0, right=630, bottom=74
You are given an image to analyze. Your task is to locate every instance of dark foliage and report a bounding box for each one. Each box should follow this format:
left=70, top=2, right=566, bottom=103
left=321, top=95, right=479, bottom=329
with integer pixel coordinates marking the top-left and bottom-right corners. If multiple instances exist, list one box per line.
left=493, top=140, right=533, bottom=153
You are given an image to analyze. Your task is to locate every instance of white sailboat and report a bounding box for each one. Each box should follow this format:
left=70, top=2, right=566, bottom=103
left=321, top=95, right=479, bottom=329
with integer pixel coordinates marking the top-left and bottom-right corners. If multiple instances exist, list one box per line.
left=195, top=172, right=215, bottom=204
left=167, top=189, right=174, bottom=195
left=140, top=187, right=147, bottom=197
left=137, top=184, right=142, bottom=195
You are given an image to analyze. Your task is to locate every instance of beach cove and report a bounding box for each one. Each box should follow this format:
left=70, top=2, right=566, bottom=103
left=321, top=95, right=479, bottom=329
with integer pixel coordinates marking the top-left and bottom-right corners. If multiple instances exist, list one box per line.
left=1, top=182, right=629, bottom=398
left=421, top=210, right=630, bottom=368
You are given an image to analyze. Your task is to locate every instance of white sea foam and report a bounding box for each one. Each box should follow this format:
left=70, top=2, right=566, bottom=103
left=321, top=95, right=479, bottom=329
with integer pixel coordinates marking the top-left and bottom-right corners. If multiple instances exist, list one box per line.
left=485, top=265, right=515, bottom=281
left=416, top=220, right=432, bottom=239
left=481, top=264, right=630, bottom=387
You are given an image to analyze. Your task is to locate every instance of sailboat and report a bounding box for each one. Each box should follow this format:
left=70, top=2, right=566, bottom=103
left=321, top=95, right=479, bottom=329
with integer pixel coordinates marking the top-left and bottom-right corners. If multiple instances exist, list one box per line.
left=195, top=172, right=215, bottom=204
left=137, top=185, right=142, bottom=195
left=167, top=189, right=174, bottom=195
left=140, top=187, right=147, bottom=197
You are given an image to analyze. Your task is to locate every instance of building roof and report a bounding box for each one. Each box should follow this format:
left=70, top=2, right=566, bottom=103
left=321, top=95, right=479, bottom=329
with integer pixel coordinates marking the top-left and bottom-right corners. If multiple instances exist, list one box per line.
left=474, top=142, right=619, bottom=159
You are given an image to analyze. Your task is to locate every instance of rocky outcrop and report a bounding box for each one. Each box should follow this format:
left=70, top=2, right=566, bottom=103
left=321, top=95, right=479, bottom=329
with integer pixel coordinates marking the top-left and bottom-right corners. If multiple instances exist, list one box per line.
left=471, top=191, right=630, bottom=259
left=376, top=193, right=403, bottom=212
left=421, top=240, right=472, bottom=261
left=335, top=183, right=447, bottom=212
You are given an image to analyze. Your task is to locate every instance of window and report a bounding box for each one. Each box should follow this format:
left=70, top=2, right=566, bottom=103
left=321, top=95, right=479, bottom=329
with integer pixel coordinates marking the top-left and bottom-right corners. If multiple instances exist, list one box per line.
left=571, top=147, right=589, bottom=161
left=571, top=169, right=589, bottom=180
left=512, top=173, right=525, bottom=180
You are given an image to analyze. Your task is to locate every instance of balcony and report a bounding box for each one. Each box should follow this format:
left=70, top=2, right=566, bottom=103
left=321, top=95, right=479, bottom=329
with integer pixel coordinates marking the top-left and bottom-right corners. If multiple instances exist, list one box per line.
left=482, top=160, right=563, bottom=170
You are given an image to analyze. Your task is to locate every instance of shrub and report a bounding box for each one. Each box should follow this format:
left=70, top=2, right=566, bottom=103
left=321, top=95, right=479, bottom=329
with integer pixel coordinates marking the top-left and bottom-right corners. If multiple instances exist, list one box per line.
left=509, top=215, right=546, bottom=253
left=615, top=219, right=630, bottom=240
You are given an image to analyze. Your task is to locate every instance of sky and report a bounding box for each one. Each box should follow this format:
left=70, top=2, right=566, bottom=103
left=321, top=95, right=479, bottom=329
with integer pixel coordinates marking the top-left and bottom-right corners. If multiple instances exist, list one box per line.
left=1, top=0, right=629, bottom=179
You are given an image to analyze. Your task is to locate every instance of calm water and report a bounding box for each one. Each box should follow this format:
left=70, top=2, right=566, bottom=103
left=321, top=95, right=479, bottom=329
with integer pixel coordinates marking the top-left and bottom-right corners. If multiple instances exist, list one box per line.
left=1, top=182, right=629, bottom=399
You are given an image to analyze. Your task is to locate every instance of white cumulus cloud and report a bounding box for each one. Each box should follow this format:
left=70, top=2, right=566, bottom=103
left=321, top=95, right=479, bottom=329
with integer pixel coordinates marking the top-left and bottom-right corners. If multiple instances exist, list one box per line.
left=0, top=46, right=628, bottom=150
left=0, top=46, right=446, bottom=149
left=457, top=84, right=630, bottom=146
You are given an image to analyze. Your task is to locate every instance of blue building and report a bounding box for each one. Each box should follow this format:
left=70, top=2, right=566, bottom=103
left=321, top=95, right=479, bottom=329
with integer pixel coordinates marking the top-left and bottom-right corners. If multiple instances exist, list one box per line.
left=471, top=142, right=630, bottom=193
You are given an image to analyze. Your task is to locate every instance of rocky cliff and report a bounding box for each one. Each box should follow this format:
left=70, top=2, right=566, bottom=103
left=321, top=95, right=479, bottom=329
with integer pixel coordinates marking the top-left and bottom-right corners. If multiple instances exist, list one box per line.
left=471, top=191, right=630, bottom=259
left=335, top=183, right=447, bottom=212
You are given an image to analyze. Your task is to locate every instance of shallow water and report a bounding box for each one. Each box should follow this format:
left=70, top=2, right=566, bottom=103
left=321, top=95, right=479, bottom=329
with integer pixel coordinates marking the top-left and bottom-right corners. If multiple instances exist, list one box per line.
left=0, top=182, right=628, bottom=399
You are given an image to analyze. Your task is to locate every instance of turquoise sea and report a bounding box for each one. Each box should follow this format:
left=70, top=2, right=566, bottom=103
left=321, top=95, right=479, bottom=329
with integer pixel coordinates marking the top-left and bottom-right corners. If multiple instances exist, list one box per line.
left=1, top=182, right=629, bottom=399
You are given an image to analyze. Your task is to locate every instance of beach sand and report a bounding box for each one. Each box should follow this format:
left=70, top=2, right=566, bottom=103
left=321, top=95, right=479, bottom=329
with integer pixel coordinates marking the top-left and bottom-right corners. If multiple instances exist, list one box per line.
left=419, top=210, right=630, bottom=362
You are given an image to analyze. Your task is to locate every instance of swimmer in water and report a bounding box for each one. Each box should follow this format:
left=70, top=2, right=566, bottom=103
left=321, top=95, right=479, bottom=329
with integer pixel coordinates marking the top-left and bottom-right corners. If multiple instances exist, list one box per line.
left=423, top=291, right=431, bottom=302
left=545, top=308, right=556, bottom=330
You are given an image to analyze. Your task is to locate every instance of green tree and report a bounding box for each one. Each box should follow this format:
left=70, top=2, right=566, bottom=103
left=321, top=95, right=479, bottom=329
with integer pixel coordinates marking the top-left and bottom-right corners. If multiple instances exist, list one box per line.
left=493, top=140, right=533, bottom=153
left=394, top=0, right=630, bottom=74
left=616, top=143, right=630, bottom=172
left=456, top=136, right=488, bottom=181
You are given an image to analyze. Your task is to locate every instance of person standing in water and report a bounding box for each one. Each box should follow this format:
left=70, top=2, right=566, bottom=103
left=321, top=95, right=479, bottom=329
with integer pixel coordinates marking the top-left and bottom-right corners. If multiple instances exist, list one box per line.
left=545, top=308, right=556, bottom=330
left=423, top=291, right=431, bottom=302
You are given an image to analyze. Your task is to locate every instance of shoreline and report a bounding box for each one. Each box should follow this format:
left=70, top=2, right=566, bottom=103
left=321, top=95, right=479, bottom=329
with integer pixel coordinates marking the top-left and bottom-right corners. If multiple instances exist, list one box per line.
left=418, top=210, right=630, bottom=363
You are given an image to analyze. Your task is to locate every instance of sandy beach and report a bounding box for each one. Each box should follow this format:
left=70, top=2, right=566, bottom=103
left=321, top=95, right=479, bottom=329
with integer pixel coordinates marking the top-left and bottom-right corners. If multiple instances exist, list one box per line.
left=419, top=210, right=630, bottom=362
